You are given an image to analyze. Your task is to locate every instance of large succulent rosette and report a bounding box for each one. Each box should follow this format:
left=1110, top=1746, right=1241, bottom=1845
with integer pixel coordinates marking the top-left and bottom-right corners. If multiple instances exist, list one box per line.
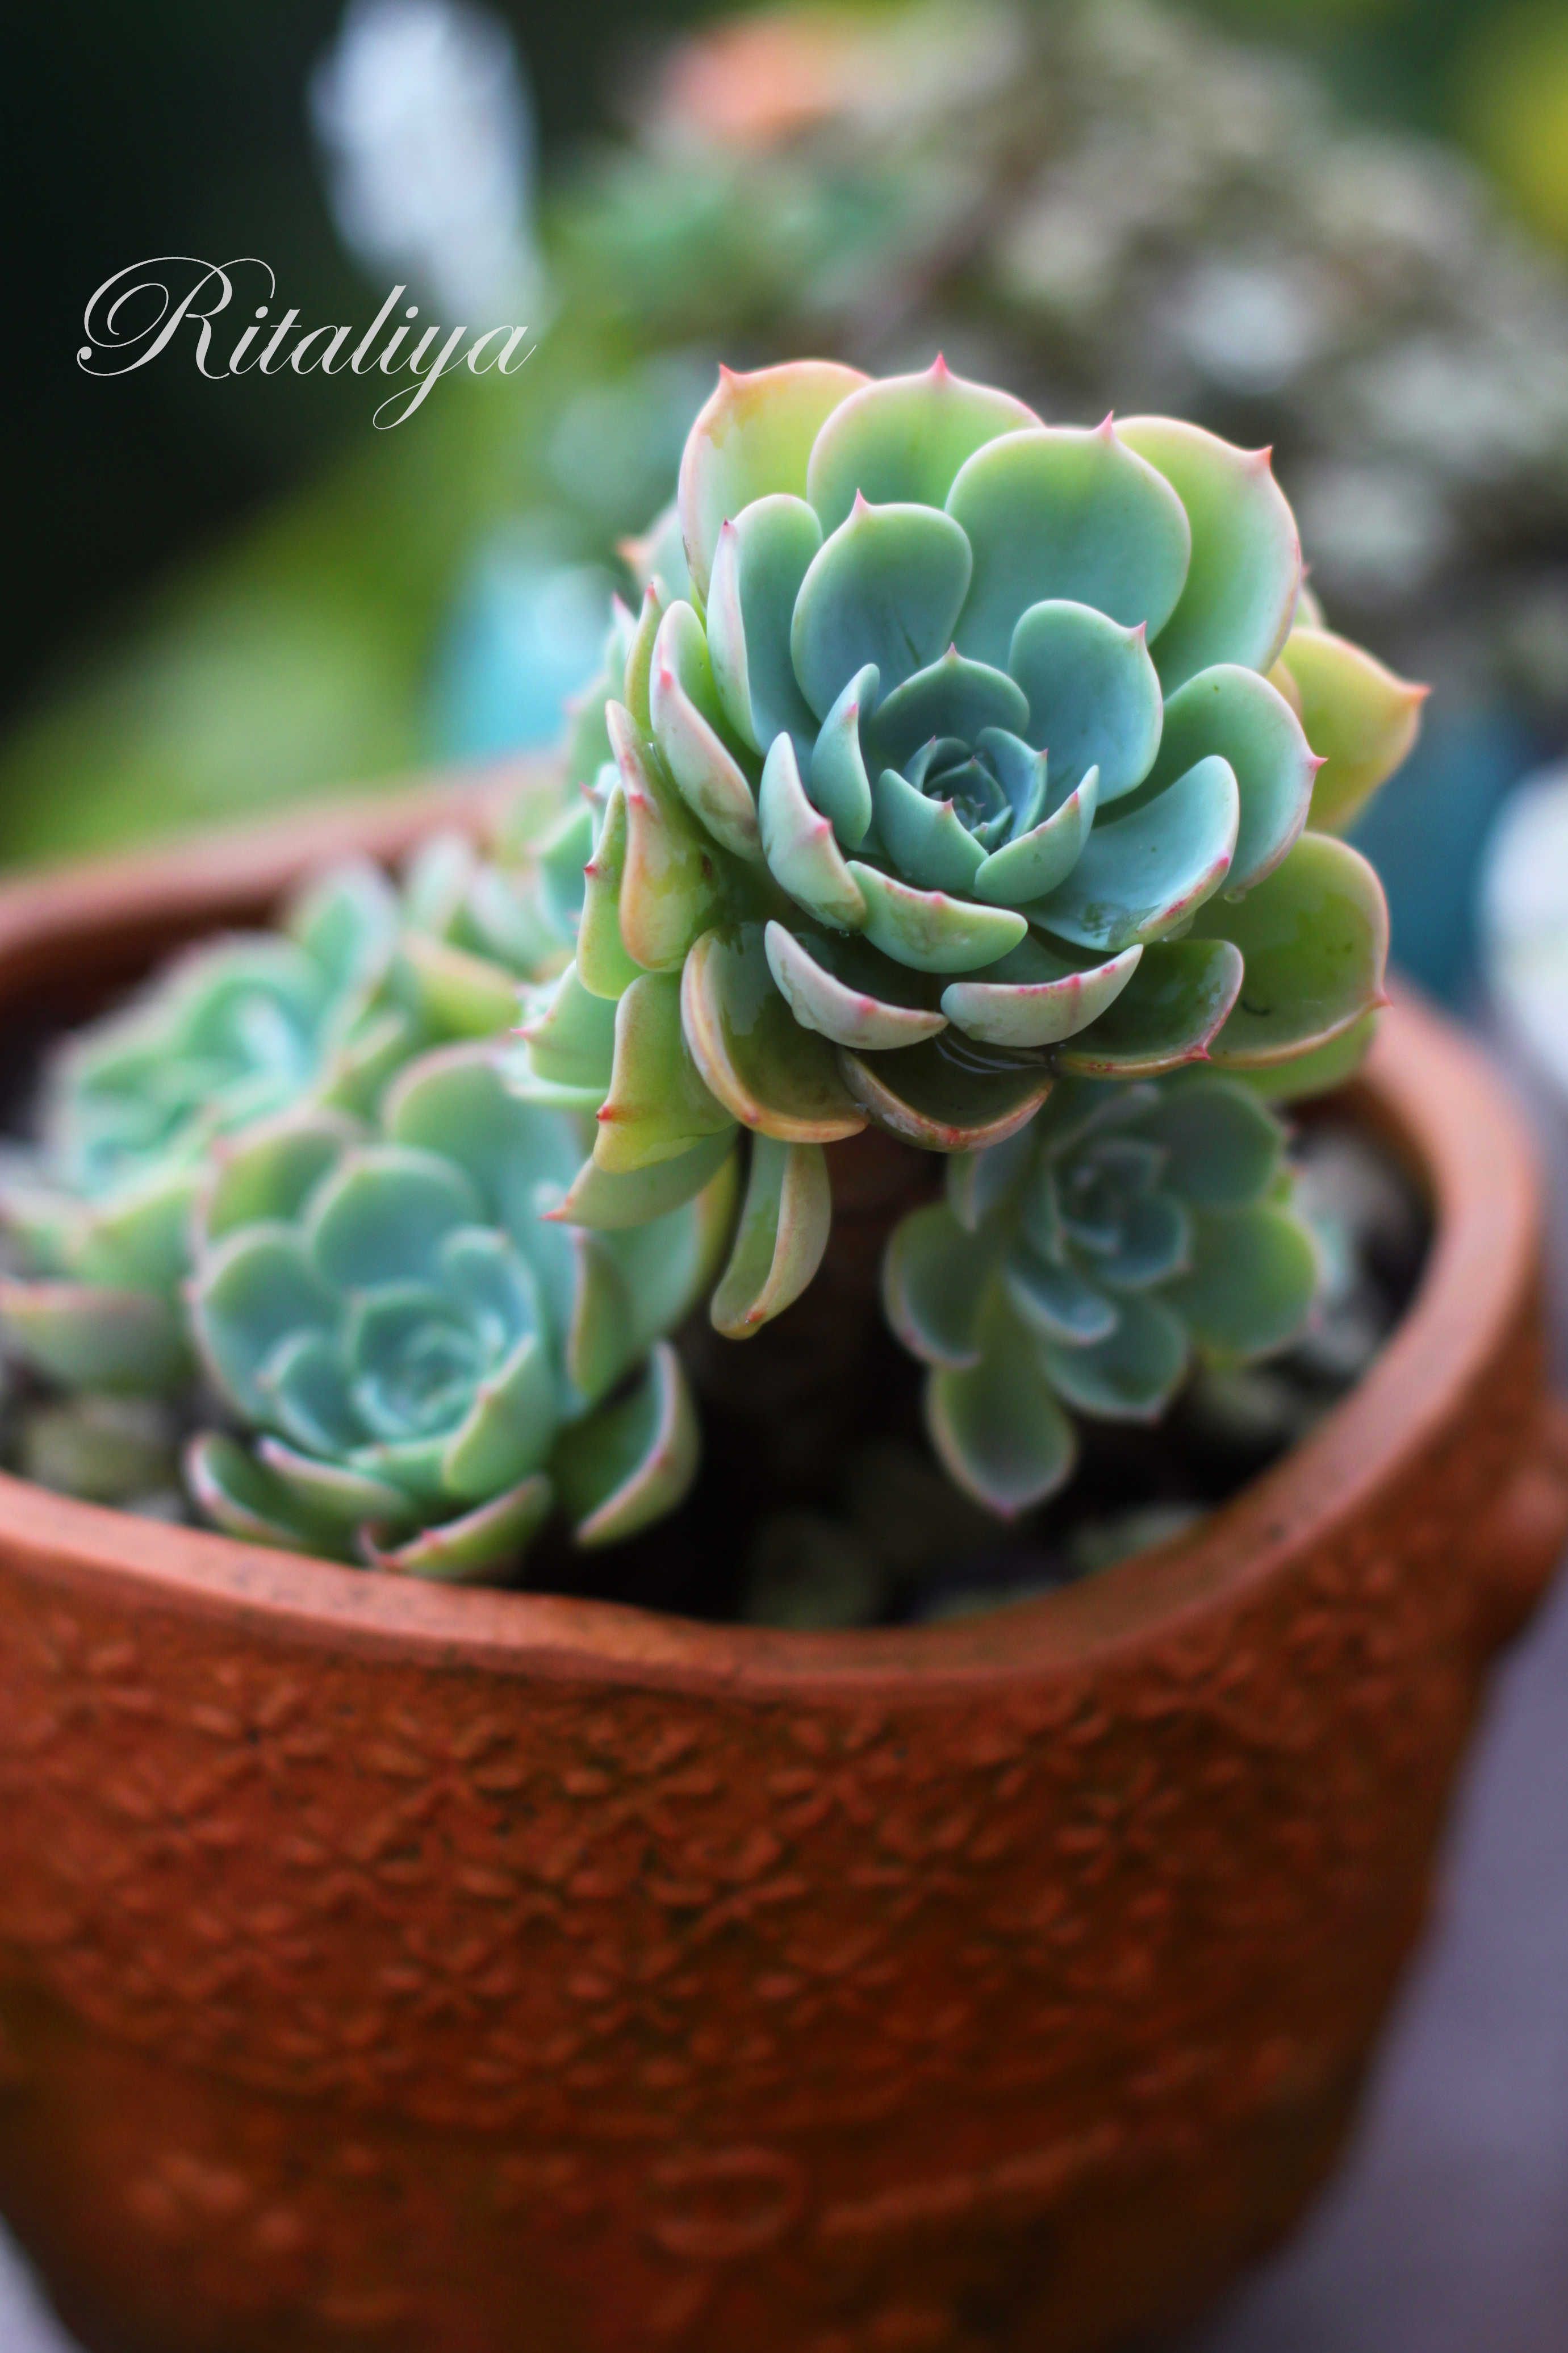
left=516, top=360, right=1415, bottom=1331
left=186, top=1045, right=734, bottom=1580
left=884, top=1072, right=1320, bottom=1513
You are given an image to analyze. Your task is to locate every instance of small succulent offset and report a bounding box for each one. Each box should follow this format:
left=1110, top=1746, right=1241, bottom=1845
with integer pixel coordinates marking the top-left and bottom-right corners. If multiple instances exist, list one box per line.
left=185, top=1046, right=733, bottom=1579
left=0, top=799, right=588, bottom=1399
left=515, top=358, right=1417, bottom=1334
left=883, top=1074, right=1319, bottom=1512
left=0, top=861, right=413, bottom=1393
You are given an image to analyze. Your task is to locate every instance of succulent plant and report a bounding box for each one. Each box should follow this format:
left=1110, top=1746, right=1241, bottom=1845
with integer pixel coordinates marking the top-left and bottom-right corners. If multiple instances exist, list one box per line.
left=883, top=1070, right=1320, bottom=1513
left=0, top=861, right=415, bottom=1392
left=185, top=1044, right=734, bottom=1579
left=514, top=357, right=1412, bottom=1333
left=0, top=784, right=595, bottom=1399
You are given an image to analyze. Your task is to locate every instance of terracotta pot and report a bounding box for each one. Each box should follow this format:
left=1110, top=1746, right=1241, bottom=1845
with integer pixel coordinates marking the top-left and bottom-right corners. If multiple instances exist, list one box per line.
left=0, top=791, right=1565, bottom=2353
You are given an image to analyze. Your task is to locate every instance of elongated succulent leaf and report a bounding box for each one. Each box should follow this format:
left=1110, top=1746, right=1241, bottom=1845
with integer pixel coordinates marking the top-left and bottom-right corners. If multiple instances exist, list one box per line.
left=872, top=765, right=987, bottom=895
left=186, top=1433, right=337, bottom=1555
left=760, top=733, right=868, bottom=929
left=973, top=766, right=1101, bottom=906
left=551, top=1128, right=737, bottom=1229
left=926, top=1293, right=1078, bottom=1515
left=576, top=781, right=643, bottom=1001
left=941, top=935, right=1141, bottom=1049
left=710, top=1136, right=831, bottom=1337
left=649, top=599, right=763, bottom=862
left=881, top=1200, right=993, bottom=1367
left=595, top=970, right=734, bottom=1172
left=866, top=646, right=1028, bottom=774
left=848, top=861, right=1026, bottom=973
left=706, top=496, right=824, bottom=760
left=809, top=665, right=878, bottom=848
left=556, top=1342, right=701, bottom=1548
left=362, top=1474, right=554, bottom=1581
left=681, top=926, right=867, bottom=1141
left=678, top=359, right=867, bottom=600
left=764, top=921, right=947, bottom=1050
left=609, top=703, right=725, bottom=973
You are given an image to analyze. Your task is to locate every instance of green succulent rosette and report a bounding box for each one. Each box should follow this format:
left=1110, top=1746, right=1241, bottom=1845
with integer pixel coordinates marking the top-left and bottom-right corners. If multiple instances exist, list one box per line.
left=0, top=861, right=413, bottom=1391
left=185, top=1044, right=735, bottom=1580
left=0, top=782, right=596, bottom=1395
left=515, top=360, right=1412, bottom=1333
left=883, top=1071, right=1320, bottom=1515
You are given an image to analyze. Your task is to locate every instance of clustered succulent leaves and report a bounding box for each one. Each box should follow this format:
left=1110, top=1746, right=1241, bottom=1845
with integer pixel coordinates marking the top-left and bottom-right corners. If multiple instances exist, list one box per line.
left=0, top=353, right=1424, bottom=1584
left=0, top=795, right=730, bottom=1580
left=884, top=1074, right=1320, bottom=1513
left=514, top=357, right=1416, bottom=1338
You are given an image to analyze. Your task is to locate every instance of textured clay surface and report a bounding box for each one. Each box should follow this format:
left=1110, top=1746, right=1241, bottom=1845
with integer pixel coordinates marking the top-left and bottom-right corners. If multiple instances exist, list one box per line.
left=0, top=803, right=1561, bottom=2353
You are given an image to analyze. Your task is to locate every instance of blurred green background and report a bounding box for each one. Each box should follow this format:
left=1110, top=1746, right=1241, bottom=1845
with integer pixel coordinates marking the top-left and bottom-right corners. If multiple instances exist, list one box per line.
left=7, top=0, right=1568, bottom=999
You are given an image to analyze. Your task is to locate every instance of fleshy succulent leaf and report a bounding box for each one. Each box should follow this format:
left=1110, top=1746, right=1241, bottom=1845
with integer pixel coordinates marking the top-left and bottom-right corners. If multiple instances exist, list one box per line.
left=1134, top=664, right=1317, bottom=895
left=791, top=498, right=975, bottom=719
left=186, top=1432, right=335, bottom=1555
left=940, top=935, right=1141, bottom=1049
left=808, top=664, right=878, bottom=848
left=681, top=926, right=868, bottom=1141
left=1117, top=418, right=1301, bottom=692
left=1037, top=1290, right=1189, bottom=1420
left=649, top=598, right=763, bottom=862
left=972, top=765, right=1101, bottom=906
left=947, top=422, right=1191, bottom=670
left=1163, top=1203, right=1320, bottom=1362
left=1193, top=832, right=1389, bottom=1067
left=678, top=358, right=867, bottom=601
left=1272, top=627, right=1427, bottom=835
left=805, top=359, right=1040, bottom=536
left=759, top=733, right=869, bottom=929
left=881, top=1199, right=993, bottom=1367
left=871, top=764, right=988, bottom=895
left=555, top=1341, right=700, bottom=1547
left=764, top=920, right=947, bottom=1050
left=594, top=970, right=734, bottom=1173
left=707, top=495, right=824, bottom=757
left=608, top=703, right=725, bottom=973
left=848, top=861, right=1026, bottom=973
left=1006, top=599, right=1163, bottom=798
left=1056, top=938, right=1244, bottom=1076
left=925, top=1291, right=1079, bottom=1516
left=576, top=780, right=643, bottom=1001
left=551, top=1128, right=737, bottom=1229
left=710, top=1135, right=831, bottom=1337
left=1031, top=754, right=1239, bottom=951
left=362, top=1474, right=554, bottom=1581
left=838, top=1034, right=1052, bottom=1151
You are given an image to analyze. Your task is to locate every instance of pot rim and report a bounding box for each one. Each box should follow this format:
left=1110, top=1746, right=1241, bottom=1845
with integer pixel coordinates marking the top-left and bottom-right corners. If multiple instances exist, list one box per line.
left=0, top=782, right=1542, bottom=1700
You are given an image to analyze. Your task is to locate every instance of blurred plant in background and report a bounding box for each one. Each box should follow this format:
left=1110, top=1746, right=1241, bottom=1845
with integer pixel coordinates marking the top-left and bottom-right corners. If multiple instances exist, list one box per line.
left=5, top=0, right=1566, bottom=1010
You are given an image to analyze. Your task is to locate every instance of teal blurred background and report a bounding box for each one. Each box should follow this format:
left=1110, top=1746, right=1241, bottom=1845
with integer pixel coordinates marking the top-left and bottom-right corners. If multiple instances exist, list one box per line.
left=9, top=0, right=1568, bottom=1002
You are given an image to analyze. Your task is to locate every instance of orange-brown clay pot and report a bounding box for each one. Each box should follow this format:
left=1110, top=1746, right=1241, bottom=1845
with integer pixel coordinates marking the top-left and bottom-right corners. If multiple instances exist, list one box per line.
left=0, top=791, right=1565, bottom=2353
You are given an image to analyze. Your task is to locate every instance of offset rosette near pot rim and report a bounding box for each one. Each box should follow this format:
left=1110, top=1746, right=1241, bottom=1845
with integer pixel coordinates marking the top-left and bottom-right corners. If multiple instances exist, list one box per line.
left=884, top=1071, right=1323, bottom=1513
left=515, top=358, right=1415, bottom=1324
left=186, top=1045, right=734, bottom=1580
